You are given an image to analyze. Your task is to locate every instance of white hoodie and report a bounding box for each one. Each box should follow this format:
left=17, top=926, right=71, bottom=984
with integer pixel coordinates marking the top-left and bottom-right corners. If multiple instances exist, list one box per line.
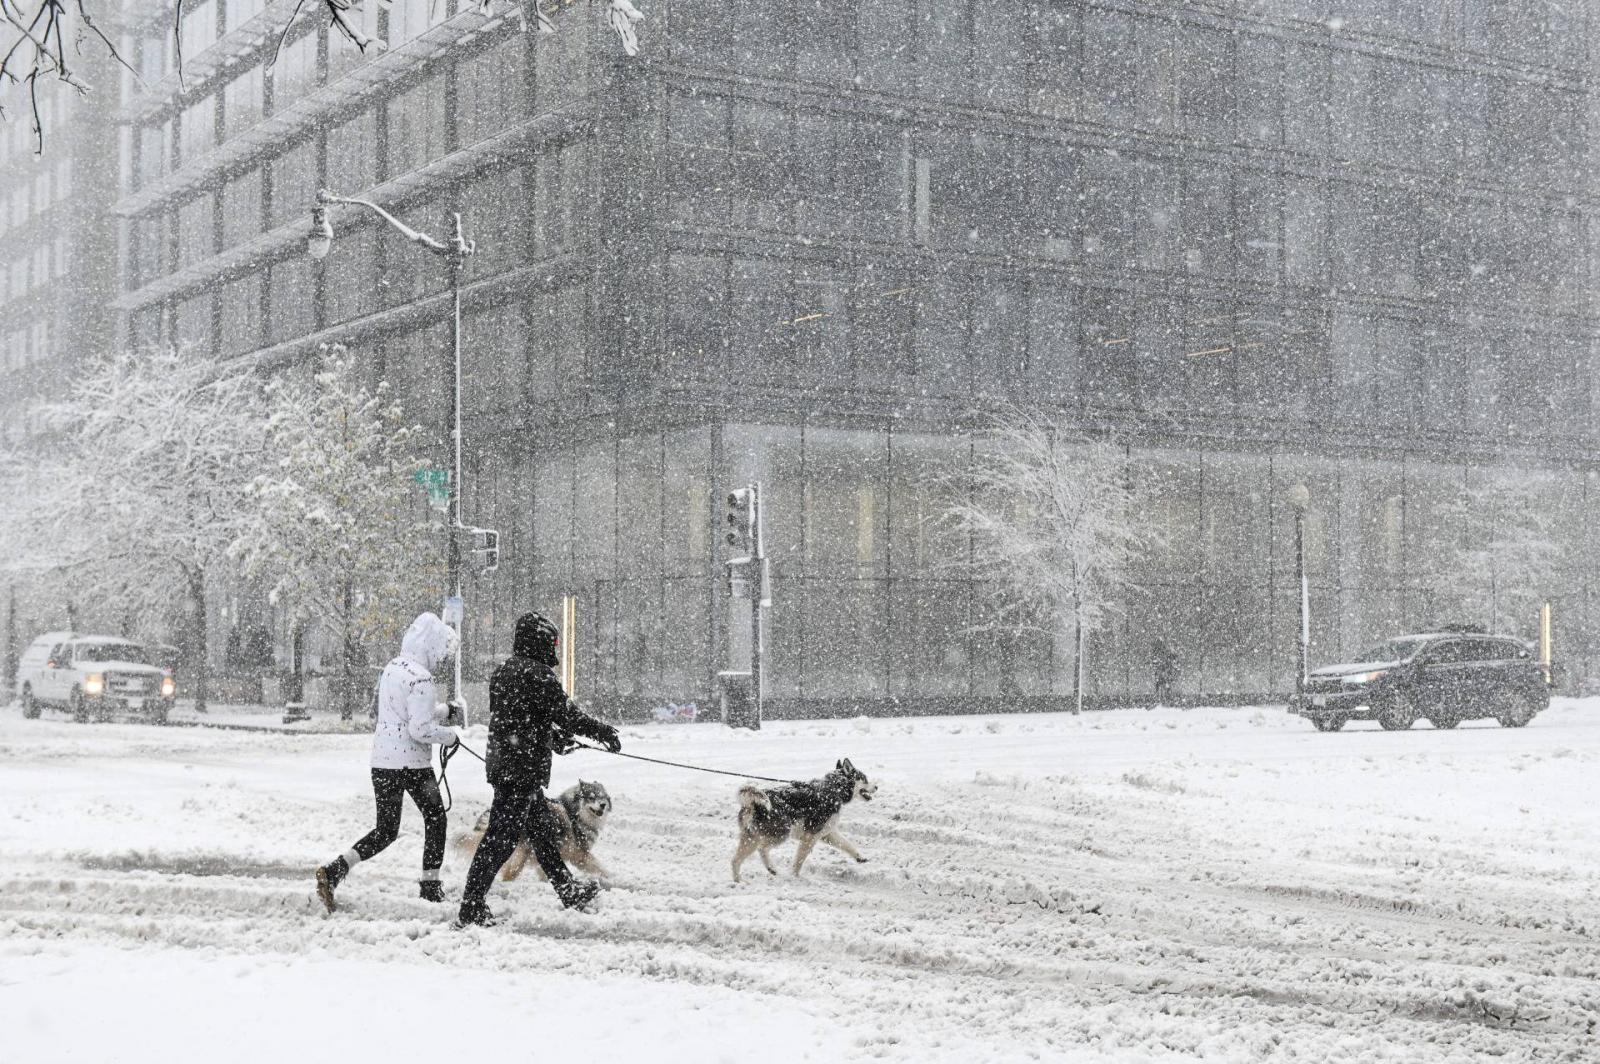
left=371, top=612, right=460, bottom=770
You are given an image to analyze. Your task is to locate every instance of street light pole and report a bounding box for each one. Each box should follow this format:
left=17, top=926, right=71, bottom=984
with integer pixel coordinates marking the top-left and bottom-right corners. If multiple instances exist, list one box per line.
left=1295, top=507, right=1307, bottom=696
left=446, top=235, right=465, bottom=705
left=308, top=190, right=475, bottom=704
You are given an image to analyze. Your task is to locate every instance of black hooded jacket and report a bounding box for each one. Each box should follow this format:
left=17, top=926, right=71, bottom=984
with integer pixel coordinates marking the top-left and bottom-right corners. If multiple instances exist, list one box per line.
left=485, top=614, right=616, bottom=789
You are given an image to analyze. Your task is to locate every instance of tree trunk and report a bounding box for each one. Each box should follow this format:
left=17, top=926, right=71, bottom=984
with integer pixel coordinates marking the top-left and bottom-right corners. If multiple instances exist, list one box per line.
left=4, top=584, right=16, bottom=688
left=340, top=578, right=355, bottom=721
left=1072, top=614, right=1084, bottom=717
left=191, top=570, right=210, bottom=715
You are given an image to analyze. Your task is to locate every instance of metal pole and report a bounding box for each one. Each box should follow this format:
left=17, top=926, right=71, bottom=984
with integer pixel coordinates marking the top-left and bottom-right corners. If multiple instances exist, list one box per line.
left=446, top=249, right=464, bottom=704
left=310, top=193, right=474, bottom=706
left=1296, top=508, right=1308, bottom=695
left=750, top=482, right=765, bottom=729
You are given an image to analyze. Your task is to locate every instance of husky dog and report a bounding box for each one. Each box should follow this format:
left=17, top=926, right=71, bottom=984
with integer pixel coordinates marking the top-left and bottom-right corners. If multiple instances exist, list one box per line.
left=458, top=780, right=613, bottom=883
left=733, top=759, right=876, bottom=883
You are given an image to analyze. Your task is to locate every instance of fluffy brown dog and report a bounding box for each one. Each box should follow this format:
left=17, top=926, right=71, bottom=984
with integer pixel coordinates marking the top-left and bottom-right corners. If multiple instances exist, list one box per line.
left=457, top=780, right=612, bottom=883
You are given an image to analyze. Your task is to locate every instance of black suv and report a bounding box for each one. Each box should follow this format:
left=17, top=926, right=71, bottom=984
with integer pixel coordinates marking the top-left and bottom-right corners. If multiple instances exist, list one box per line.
left=1289, top=631, right=1549, bottom=732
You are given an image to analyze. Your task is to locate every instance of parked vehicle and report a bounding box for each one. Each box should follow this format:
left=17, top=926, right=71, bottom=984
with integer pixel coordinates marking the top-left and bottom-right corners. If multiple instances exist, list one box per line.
left=1289, top=630, right=1549, bottom=732
left=15, top=632, right=177, bottom=724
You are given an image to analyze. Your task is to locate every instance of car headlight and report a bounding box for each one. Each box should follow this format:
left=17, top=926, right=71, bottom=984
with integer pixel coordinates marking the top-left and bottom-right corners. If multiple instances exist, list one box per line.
left=161, top=675, right=176, bottom=698
left=1346, top=670, right=1388, bottom=685
left=84, top=673, right=105, bottom=696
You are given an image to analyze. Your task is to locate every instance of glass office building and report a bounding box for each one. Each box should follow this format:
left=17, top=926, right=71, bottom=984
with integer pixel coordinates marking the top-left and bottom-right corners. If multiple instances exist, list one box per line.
left=116, top=2, right=1598, bottom=714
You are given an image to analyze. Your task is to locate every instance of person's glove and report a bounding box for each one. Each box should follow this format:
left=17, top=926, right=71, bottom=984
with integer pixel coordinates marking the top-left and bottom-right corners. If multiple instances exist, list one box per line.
left=443, top=730, right=461, bottom=755
left=552, top=732, right=580, bottom=755
left=592, top=723, right=622, bottom=754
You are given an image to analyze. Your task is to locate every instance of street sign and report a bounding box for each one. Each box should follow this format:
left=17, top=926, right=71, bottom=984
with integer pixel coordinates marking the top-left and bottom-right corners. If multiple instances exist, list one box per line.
left=414, top=468, right=450, bottom=511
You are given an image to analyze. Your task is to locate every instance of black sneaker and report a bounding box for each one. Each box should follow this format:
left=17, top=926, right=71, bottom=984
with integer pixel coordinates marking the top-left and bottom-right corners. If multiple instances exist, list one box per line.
left=419, top=882, right=445, bottom=904
left=454, top=901, right=496, bottom=929
left=555, top=879, right=601, bottom=913
left=315, top=866, right=338, bottom=914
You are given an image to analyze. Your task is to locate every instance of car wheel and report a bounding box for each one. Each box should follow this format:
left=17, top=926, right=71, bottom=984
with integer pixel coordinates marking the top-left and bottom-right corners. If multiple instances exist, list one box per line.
left=1495, top=691, right=1536, bottom=728
left=20, top=685, right=40, bottom=719
left=70, top=688, right=89, bottom=724
left=1312, top=715, right=1347, bottom=732
left=1429, top=713, right=1461, bottom=729
left=1377, top=693, right=1418, bottom=731
left=149, top=704, right=170, bottom=726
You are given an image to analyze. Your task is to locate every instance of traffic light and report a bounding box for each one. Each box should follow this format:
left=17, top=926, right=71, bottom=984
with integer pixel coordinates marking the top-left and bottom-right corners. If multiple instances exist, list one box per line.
left=465, top=526, right=499, bottom=574
left=725, top=488, right=755, bottom=559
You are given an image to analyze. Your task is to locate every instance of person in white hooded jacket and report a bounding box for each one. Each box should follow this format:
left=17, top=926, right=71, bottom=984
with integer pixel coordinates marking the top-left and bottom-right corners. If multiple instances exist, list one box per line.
left=315, top=612, right=461, bottom=912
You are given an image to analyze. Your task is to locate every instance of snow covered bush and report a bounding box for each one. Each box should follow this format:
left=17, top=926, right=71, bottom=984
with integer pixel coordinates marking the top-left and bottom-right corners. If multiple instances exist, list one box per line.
left=231, top=346, right=441, bottom=719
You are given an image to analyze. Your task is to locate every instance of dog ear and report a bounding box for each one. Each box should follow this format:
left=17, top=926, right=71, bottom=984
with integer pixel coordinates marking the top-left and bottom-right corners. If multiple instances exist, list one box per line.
left=841, top=758, right=855, bottom=775
left=836, top=759, right=845, bottom=771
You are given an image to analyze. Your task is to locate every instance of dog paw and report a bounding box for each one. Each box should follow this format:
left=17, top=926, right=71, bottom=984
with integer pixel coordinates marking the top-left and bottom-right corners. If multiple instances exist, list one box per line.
left=855, top=857, right=869, bottom=864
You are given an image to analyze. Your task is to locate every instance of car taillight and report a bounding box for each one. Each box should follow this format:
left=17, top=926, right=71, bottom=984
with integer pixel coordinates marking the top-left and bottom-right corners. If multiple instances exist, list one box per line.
left=84, top=673, right=105, bottom=696
left=161, top=675, right=176, bottom=698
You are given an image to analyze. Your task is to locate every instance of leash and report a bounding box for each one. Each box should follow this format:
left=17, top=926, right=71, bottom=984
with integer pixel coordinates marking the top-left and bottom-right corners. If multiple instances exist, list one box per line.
left=443, top=736, right=799, bottom=786
left=435, top=738, right=485, bottom=812
left=565, top=740, right=802, bottom=785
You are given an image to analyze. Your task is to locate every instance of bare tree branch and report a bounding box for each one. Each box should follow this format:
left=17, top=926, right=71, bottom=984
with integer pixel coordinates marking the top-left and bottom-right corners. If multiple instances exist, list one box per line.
left=3, top=0, right=642, bottom=151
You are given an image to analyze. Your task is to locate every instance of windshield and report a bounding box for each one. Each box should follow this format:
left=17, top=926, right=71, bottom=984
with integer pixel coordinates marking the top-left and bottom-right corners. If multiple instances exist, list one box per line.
left=1349, top=638, right=1426, bottom=665
left=76, top=642, right=149, bottom=665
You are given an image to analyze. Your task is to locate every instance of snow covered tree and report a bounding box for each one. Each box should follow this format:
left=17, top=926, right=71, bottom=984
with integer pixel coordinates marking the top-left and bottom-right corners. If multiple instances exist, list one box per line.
left=30, top=348, right=268, bottom=713
left=938, top=411, right=1161, bottom=714
left=1424, top=474, right=1567, bottom=639
left=231, top=347, right=442, bottom=719
left=0, top=444, right=73, bottom=684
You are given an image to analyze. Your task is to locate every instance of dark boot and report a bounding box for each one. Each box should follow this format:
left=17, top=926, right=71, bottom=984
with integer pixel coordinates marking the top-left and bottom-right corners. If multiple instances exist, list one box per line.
left=555, top=879, right=601, bottom=913
left=419, top=881, right=445, bottom=903
left=454, top=900, right=496, bottom=928
left=315, top=859, right=346, bottom=915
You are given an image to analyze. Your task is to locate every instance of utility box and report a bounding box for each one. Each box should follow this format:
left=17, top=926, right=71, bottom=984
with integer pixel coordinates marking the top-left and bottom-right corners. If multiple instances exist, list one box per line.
left=717, top=670, right=759, bottom=731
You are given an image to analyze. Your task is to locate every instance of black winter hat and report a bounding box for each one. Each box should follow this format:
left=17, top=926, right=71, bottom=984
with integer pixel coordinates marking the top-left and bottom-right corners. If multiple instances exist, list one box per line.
left=514, top=613, right=560, bottom=667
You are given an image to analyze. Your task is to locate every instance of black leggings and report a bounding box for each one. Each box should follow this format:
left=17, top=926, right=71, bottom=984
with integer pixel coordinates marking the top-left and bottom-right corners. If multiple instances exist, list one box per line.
left=462, top=784, right=571, bottom=905
left=350, top=767, right=447, bottom=874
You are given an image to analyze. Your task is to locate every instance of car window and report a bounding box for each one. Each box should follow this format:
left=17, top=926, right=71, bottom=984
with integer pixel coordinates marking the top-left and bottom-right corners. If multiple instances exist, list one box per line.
left=1424, top=641, right=1472, bottom=664
left=54, top=644, right=71, bottom=666
left=76, top=643, right=149, bottom=665
left=1352, top=638, right=1427, bottom=663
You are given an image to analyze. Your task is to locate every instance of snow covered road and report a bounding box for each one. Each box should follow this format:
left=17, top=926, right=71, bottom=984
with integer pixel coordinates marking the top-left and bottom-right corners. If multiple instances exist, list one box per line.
left=1, top=701, right=1596, bottom=1062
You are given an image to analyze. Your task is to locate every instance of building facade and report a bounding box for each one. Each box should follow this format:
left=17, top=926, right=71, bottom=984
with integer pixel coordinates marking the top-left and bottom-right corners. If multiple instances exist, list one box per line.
left=110, top=1, right=1599, bottom=715
left=0, top=62, right=120, bottom=445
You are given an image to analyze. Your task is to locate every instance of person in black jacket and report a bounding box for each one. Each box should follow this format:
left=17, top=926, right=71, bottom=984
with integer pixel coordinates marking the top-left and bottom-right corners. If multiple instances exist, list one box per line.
left=456, top=612, right=621, bottom=927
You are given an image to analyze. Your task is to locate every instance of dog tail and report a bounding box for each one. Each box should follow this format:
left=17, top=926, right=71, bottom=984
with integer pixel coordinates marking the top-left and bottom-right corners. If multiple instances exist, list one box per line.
left=738, top=784, right=771, bottom=813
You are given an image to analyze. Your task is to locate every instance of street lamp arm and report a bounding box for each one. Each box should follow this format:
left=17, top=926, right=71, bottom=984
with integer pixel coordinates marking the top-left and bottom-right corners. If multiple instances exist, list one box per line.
left=316, top=188, right=463, bottom=257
